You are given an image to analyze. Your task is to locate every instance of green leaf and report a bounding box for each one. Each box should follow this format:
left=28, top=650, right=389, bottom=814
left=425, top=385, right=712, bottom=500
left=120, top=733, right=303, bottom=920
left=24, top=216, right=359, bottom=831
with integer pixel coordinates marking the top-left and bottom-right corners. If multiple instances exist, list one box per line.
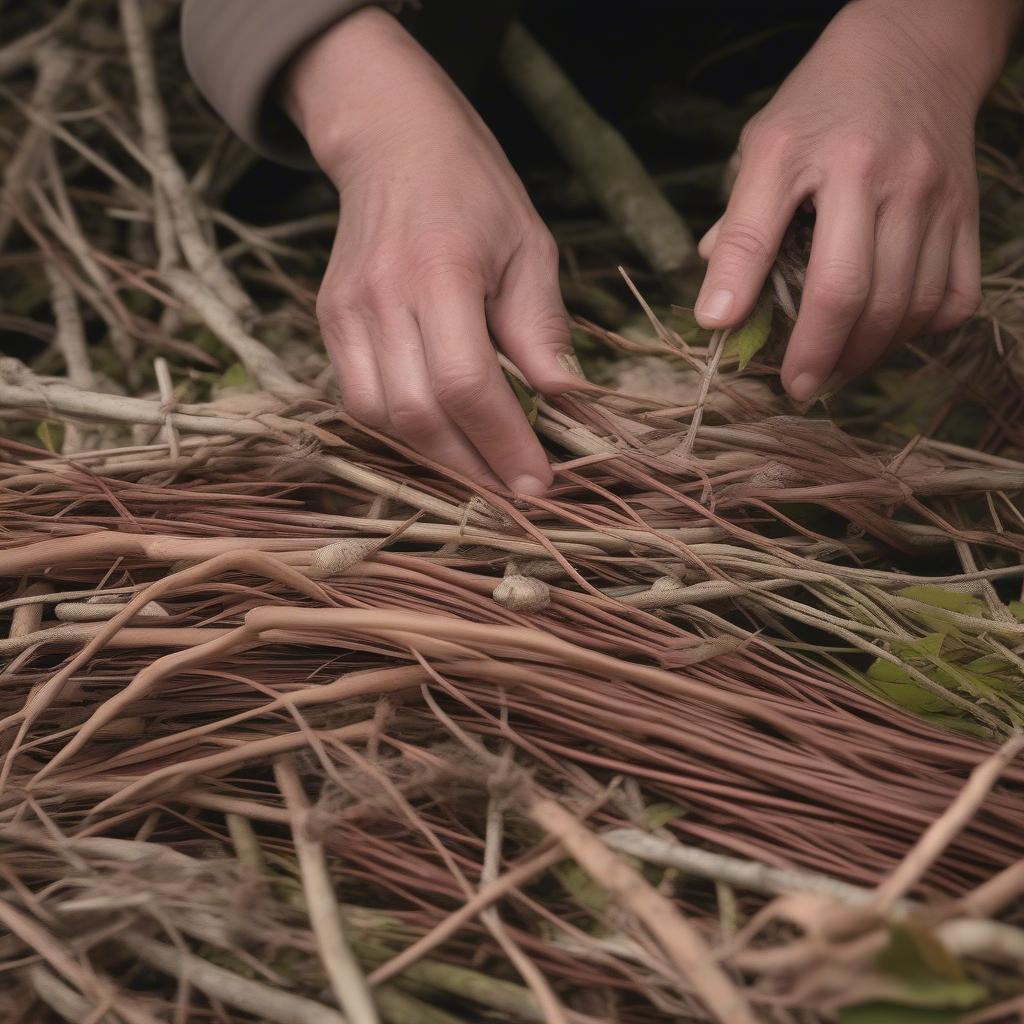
left=35, top=420, right=64, bottom=454
left=964, top=654, right=1013, bottom=676
left=1009, top=600, right=1024, bottom=622
left=897, top=586, right=985, bottom=616
left=876, top=923, right=965, bottom=985
left=866, top=677, right=958, bottom=715
left=504, top=370, right=539, bottom=425
left=218, top=362, right=255, bottom=391
left=645, top=802, right=686, bottom=828
left=725, top=290, right=772, bottom=370
left=839, top=1004, right=962, bottom=1024
left=553, top=860, right=609, bottom=915
left=847, top=923, right=988, bottom=1015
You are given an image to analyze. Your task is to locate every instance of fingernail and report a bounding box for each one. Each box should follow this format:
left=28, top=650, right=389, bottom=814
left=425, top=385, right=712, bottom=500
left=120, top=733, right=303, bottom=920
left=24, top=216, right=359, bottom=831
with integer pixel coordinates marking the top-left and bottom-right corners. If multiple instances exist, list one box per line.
left=788, top=372, right=821, bottom=402
left=510, top=474, right=548, bottom=497
left=695, top=288, right=734, bottom=324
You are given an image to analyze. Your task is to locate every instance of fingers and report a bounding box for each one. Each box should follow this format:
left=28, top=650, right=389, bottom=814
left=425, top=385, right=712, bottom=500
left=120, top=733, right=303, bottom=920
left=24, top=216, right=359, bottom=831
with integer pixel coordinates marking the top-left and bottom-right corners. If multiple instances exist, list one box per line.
left=780, top=183, right=875, bottom=400
left=827, top=204, right=925, bottom=385
left=928, top=215, right=982, bottom=333
left=319, top=305, right=388, bottom=426
left=418, top=270, right=554, bottom=495
left=487, top=232, right=580, bottom=394
left=694, top=140, right=802, bottom=330
left=371, top=305, right=498, bottom=486
left=698, top=219, right=721, bottom=262
left=891, top=216, right=953, bottom=344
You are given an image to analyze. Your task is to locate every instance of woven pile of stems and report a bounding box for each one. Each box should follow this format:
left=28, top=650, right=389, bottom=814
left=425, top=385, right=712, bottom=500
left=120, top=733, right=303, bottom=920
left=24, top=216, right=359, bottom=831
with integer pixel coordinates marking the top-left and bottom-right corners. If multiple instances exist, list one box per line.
left=3, top=3, right=1024, bottom=1023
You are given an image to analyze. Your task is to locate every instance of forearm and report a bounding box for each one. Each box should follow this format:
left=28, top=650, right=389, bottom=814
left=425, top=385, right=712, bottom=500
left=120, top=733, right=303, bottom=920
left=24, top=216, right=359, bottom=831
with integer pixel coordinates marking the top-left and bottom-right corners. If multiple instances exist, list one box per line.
left=280, top=7, right=478, bottom=186
left=845, top=0, right=1021, bottom=111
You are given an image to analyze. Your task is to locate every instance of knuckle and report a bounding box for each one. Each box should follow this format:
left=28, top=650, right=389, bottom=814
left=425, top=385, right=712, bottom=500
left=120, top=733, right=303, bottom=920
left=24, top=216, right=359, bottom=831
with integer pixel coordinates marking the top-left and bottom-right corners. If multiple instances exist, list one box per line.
left=840, top=132, right=886, bottom=179
left=529, top=226, right=561, bottom=268
left=530, top=307, right=571, bottom=347
left=316, top=297, right=360, bottom=338
left=435, top=364, right=493, bottom=416
left=941, top=287, right=982, bottom=327
left=406, top=236, right=479, bottom=287
left=341, top=387, right=388, bottom=428
left=743, top=116, right=798, bottom=159
left=810, top=260, right=870, bottom=313
left=907, top=286, right=946, bottom=322
left=862, top=294, right=906, bottom=329
left=388, top=397, right=441, bottom=437
left=716, top=217, right=773, bottom=268
left=360, top=261, right=399, bottom=303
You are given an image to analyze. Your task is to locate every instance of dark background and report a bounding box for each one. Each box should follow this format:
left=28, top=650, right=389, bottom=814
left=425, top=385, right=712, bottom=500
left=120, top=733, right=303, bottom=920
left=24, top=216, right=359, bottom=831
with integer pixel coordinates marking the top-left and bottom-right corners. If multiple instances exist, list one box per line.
left=227, top=2, right=847, bottom=243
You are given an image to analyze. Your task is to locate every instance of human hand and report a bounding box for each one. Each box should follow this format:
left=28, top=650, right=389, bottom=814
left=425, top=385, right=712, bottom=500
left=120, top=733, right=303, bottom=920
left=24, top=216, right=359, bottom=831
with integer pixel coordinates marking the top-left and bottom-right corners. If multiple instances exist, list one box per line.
left=694, top=0, right=1020, bottom=401
left=282, top=8, right=579, bottom=494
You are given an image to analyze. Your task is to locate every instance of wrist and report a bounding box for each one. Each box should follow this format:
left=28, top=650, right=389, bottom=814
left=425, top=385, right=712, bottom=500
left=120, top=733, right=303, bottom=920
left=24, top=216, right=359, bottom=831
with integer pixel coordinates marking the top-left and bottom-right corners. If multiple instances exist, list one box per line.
left=281, top=7, right=462, bottom=187
left=843, top=0, right=1021, bottom=110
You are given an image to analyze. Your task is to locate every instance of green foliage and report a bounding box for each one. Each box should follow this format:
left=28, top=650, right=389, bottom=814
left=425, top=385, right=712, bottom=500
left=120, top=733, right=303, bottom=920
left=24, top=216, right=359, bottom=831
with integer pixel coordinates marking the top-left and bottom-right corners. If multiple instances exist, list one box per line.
left=863, top=626, right=1021, bottom=735
left=645, top=801, right=686, bottom=828
left=504, top=369, right=539, bottom=425
left=724, top=289, right=772, bottom=370
left=875, top=923, right=966, bottom=986
left=553, top=860, right=609, bottom=915
left=897, top=586, right=985, bottom=616
left=218, top=361, right=255, bottom=391
left=34, top=420, right=64, bottom=453
left=839, top=1005, right=962, bottom=1024
left=838, top=923, right=987, bottom=1022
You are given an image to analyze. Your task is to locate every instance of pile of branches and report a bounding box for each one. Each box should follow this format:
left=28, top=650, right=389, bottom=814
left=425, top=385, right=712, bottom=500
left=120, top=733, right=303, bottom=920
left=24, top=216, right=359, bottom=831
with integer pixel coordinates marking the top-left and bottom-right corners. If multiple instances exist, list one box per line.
left=2, top=3, right=1024, bottom=1023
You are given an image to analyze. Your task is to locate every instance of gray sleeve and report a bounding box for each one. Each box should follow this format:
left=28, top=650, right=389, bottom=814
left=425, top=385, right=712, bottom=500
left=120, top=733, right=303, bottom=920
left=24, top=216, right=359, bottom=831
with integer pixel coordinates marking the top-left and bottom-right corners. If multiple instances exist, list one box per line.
left=181, top=0, right=385, bottom=168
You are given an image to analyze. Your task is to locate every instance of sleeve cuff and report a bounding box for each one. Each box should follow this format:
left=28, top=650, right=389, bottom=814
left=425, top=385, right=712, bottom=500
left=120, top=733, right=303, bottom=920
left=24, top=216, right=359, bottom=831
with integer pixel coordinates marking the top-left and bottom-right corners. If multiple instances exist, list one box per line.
left=181, top=0, right=386, bottom=168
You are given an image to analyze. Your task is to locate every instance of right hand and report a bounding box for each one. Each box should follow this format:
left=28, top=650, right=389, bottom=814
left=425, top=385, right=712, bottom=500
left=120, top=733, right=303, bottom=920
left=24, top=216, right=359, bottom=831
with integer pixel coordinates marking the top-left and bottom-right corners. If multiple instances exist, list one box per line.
left=282, top=8, right=580, bottom=495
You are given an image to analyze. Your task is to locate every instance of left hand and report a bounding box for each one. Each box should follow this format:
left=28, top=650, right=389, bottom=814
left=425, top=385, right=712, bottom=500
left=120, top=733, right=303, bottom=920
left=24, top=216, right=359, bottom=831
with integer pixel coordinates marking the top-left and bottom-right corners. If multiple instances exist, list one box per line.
left=694, top=0, right=1019, bottom=401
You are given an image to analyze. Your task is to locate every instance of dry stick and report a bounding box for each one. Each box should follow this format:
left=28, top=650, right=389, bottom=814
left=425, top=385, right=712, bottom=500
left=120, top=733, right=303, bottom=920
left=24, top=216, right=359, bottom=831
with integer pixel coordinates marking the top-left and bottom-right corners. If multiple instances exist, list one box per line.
left=0, top=0, right=88, bottom=76
left=153, top=357, right=179, bottom=459
left=871, top=734, right=1024, bottom=914
left=84, top=721, right=374, bottom=814
left=10, top=550, right=336, bottom=783
left=499, top=22, right=695, bottom=276
left=0, top=899, right=163, bottom=1024
left=163, top=268, right=313, bottom=400
left=125, top=932, right=346, bottom=1024
left=681, top=328, right=729, bottom=456
left=27, top=177, right=135, bottom=365
left=480, top=789, right=571, bottom=1024
left=44, top=260, right=92, bottom=390
left=325, top=732, right=586, bottom=1024
left=117, top=0, right=252, bottom=315
left=274, top=757, right=381, bottom=1024
left=0, top=371, right=267, bottom=437
left=611, top=831, right=1024, bottom=966
left=602, top=829, right=914, bottom=914
left=367, top=843, right=566, bottom=987
left=43, top=253, right=93, bottom=455
left=219, top=607, right=797, bottom=731
left=103, top=665, right=426, bottom=777
left=10, top=582, right=51, bottom=641
left=0, top=45, right=74, bottom=250
left=528, top=798, right=757, bottom=1024
left=957, top=860, right=1024, bottom=919
left=29, top=965, right=123, bottom=1024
